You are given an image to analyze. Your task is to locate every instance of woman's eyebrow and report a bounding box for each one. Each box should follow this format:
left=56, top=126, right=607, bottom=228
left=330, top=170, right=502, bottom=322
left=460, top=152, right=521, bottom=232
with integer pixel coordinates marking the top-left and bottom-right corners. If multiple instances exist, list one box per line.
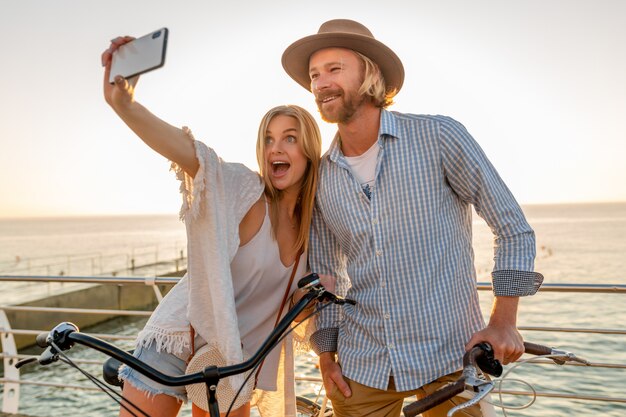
left=267, top=127, right=298, bottom=136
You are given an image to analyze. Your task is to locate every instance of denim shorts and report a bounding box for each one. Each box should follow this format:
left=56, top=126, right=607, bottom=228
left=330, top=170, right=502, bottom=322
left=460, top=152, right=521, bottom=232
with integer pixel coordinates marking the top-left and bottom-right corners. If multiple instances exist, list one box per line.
left=118, top=341, right=188, bottom=402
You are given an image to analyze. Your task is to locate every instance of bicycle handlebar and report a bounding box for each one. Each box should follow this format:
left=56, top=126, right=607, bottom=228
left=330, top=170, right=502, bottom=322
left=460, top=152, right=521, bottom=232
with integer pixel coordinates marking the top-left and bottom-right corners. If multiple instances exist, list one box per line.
left=18, top=273, right=355, bottom=387
left=403, top=343, right=492, bottom=417
left=522, top=341, right=553, bottom=356
left=36, top=332, right=48, bottom=348
left=402, top=341, right=588, bottom=417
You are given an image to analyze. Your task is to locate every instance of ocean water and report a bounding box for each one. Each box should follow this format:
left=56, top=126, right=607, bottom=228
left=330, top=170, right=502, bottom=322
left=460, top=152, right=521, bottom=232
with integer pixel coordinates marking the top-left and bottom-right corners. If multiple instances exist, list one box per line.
left=0, top=214, right=187, bottom=278
left=1, top=202, right=625, bottom=416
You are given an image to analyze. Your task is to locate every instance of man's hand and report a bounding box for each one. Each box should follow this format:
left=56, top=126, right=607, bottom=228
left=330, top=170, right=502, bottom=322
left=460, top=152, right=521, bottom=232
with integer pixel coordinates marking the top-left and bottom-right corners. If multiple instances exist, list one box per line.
left=319, top=352, right=351, bottom=397
left=465, top=322, right=524, bottom=365
left=465, top=296, right=524, bottom=365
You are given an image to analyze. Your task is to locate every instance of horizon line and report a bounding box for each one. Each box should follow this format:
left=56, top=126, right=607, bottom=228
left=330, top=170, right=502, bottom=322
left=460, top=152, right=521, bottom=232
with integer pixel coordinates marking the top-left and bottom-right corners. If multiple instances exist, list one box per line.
left=2, top=200, right=625, bottom=221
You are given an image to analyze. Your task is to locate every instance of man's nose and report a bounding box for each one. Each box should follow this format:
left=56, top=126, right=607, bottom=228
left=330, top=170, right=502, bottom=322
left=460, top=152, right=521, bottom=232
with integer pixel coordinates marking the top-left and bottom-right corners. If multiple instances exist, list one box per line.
left=312, top=74, right=331, bottom=92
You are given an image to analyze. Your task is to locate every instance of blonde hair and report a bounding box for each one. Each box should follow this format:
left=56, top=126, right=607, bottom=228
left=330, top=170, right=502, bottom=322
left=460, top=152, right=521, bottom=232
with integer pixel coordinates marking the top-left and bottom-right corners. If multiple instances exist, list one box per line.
left=256, top=105, right=322, bottom=253
left=354, top=51, right=397, bottom=108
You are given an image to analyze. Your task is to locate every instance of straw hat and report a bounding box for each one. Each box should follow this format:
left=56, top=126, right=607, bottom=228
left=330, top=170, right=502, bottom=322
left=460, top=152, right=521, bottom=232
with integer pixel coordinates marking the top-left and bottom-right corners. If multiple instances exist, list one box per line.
left=185, top=344, right=254, bottom=411
left=282, top=19, right=404, bottom=93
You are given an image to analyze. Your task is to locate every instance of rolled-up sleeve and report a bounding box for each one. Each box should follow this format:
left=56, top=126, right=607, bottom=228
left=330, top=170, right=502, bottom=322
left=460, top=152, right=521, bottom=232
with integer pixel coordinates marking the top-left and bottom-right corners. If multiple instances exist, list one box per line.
left=492, top=270, right=543, bottom=296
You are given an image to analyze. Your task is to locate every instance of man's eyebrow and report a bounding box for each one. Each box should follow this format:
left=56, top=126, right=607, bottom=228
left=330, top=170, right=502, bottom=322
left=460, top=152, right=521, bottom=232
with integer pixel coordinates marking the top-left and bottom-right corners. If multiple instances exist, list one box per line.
left=309, top=61, right=343, bottom=74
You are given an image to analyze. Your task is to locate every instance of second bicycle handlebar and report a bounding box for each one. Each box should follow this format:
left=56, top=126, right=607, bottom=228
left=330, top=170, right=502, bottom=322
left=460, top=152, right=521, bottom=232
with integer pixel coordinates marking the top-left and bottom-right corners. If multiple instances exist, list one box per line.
left=403, top=341, right=589, bottom=417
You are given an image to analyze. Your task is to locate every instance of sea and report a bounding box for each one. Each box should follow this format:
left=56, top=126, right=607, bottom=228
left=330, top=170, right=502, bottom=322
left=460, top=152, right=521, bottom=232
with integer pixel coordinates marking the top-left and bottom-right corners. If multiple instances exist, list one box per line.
left=1, top=202, right=625, bottom=417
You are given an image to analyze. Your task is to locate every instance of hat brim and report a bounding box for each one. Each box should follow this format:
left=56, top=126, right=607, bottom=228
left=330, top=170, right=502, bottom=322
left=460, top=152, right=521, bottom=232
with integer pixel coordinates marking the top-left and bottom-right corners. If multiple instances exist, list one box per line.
left=282, top=32, right=404, bottom=93
left=185, top=344, right=254, bottom=411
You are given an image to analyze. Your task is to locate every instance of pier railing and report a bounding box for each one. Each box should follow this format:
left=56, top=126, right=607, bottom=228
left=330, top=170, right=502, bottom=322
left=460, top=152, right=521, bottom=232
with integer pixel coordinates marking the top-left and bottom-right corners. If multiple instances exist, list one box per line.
left=0, top=244, right=186, bottom=278
left=1, top=276, right=625, bottom=415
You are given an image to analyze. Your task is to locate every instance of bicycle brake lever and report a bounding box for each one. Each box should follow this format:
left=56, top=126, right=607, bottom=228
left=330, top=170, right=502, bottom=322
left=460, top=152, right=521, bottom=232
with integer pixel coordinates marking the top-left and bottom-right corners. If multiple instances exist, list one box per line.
left=20, top=322, right=78, bottom=368
left=317, top=290, right=356, bottom=305
left=16, top=346, right=61, bottom=368
left=334, top=295, right=356, bottom=305
left=38, top=346, right=60, bottom=366
left=299, top=273, right=357, bottom=306
left=446, top=379, right=494, bottom=417
left=14, top=357, right=38, bottom=369
left=549, top=349, right=590, bottom=366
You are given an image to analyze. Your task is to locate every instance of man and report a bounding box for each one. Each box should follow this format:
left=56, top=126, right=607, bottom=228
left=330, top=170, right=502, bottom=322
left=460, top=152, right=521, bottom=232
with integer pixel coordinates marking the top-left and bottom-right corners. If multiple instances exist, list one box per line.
left=282, top=19, right=544, bottom=417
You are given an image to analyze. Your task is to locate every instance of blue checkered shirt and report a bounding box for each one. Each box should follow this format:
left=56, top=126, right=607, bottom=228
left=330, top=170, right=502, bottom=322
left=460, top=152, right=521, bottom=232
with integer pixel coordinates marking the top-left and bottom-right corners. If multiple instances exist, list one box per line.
left=309, top=110, right=543, bottom=392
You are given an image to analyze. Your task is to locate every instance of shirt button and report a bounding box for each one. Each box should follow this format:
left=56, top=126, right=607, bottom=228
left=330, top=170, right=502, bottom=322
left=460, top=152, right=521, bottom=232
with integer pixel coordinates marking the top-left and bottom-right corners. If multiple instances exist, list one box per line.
left=376, top=250, right=383, bottom=257
left=372, top=218, right=378, bottom=225
left=388, top=344, right=394, bottom=350
left=384, top=313, right=390, bottom=319
left=381, top=281, right=386, bottom=287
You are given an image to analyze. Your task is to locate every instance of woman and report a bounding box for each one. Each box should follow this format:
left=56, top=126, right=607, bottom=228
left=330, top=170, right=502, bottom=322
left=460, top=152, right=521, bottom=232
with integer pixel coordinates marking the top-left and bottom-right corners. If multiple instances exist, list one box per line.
left=101, top=37, right=324, bottom=417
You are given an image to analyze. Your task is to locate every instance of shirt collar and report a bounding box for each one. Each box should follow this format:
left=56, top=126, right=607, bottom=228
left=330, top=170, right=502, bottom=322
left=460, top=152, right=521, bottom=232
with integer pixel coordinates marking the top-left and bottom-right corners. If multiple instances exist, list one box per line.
left=379, top=108, right=400, bottom=140
left=325, top=109, right=400, bottom=164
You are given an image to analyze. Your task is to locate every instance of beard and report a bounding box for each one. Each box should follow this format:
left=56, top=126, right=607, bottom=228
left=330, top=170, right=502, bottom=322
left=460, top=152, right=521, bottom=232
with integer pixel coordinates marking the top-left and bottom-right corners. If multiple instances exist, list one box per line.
left=316, top=88, right=366, bottom=124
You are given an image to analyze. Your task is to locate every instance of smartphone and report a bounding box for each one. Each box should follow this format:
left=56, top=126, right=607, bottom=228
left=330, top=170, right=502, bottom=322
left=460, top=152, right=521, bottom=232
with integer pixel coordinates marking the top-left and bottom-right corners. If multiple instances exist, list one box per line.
left=109, top=27, right=168, bottom=84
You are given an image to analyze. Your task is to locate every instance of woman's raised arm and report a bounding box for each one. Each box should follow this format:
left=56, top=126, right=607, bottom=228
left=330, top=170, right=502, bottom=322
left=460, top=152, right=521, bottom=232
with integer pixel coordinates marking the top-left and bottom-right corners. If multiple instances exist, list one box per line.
left=101, top=37, right=199, bottom=177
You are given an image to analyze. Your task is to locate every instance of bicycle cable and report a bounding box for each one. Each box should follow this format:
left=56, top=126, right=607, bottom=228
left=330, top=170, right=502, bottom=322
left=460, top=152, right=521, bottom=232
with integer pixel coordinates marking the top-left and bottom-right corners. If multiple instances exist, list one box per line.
left=223, top=301, right=333, bottom=416
left=49, top=340, right=150, bottom=417
left=485, top=354, right=568, bottom=416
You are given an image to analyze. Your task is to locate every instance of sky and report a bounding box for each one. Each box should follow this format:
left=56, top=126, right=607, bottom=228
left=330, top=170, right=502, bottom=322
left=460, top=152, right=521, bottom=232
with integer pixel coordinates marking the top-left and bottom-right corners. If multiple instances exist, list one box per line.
left=1, top=0, right=625, bottom=218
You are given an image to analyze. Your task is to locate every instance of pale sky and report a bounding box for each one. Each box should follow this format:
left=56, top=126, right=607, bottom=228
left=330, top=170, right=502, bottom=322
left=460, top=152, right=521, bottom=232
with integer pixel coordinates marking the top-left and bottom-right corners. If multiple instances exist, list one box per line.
left=1, top=0, right=625, bottom=218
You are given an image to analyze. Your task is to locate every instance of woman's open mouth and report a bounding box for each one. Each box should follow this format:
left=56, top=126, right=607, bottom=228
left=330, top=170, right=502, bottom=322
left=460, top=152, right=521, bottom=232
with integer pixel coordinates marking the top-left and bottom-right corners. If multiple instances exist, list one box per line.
left=271, top=161, right=291, bottom=177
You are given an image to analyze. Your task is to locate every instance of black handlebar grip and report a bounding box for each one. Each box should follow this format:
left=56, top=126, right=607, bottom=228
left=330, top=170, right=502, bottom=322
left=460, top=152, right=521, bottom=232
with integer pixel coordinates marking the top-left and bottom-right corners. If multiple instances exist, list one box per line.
left=463, top=344, right=487, bottom=368
left=524, top=341, right=552, bottom=356
left=297, top=273, right=320, bottom=288
left=36, top=332, right=49, bottom=348
left=402, top=379, right=465, bottom=417
left=470, top=342, right=503, bottom=377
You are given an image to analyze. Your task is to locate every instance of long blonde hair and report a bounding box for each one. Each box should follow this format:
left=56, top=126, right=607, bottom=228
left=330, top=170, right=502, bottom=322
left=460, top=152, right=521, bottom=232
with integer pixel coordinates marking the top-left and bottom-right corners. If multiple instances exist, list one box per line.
left=256, top=105, right=322, bottom=253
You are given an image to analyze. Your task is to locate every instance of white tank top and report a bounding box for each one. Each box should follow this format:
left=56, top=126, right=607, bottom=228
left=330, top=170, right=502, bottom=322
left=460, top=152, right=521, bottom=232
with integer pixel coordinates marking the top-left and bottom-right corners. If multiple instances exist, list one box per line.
left=229, top=201, right=307, bottom=390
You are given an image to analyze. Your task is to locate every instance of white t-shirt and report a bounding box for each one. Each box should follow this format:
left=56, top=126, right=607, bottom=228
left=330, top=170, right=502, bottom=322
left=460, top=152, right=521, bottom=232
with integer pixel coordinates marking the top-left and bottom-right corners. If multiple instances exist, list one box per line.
left=344, top=141, right=379, bottom=199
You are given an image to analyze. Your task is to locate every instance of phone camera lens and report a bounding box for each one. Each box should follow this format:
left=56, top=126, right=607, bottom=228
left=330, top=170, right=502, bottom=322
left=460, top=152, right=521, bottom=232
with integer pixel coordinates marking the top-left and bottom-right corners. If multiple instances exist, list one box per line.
left=152, top=31, right=161, bottom=39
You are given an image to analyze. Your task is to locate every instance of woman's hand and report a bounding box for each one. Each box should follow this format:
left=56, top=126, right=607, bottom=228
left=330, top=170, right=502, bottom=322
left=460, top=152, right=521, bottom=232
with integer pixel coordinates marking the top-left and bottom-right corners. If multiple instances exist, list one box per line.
left=318, top=274, right=336, bottom=293
left=293, top=274, right=336, bottom=304
left=101, top=36, right=138, bottom=111
left=97, top=35, right=199, bottom=177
